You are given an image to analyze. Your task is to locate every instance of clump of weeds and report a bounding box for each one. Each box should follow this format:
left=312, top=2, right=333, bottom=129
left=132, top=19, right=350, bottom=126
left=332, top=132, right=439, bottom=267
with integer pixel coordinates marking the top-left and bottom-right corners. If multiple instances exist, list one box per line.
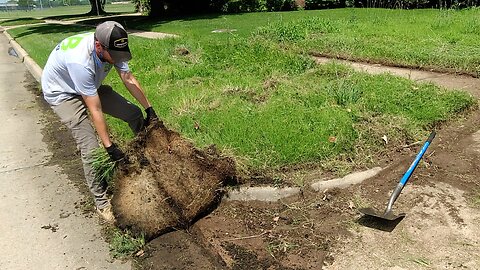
left=109, top=228, right=145, bottom=259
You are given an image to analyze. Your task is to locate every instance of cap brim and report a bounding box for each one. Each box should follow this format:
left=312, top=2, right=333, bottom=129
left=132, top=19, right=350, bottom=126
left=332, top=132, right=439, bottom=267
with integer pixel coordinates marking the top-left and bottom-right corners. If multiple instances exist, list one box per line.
left=109, top=49, right=132, bottom=63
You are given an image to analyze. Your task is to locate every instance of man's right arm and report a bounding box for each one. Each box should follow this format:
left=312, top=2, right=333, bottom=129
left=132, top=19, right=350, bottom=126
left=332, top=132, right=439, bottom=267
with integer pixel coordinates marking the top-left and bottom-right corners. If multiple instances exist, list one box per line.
left=82, top=94, right=125, bottom=162
left=82, top=94, right=112, bottom=148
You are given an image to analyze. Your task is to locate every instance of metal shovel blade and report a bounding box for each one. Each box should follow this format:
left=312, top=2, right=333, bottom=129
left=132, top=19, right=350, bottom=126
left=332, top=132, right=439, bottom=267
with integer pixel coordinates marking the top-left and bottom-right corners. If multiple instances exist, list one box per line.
left=357, top=207, right=406, bottom=232
left=359, top=207, right=405, bottom=221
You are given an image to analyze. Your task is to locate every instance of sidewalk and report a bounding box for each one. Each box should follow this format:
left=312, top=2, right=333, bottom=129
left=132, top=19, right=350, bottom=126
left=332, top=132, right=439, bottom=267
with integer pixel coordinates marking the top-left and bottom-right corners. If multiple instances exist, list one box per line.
left=0, top=31, right=131, bottom=270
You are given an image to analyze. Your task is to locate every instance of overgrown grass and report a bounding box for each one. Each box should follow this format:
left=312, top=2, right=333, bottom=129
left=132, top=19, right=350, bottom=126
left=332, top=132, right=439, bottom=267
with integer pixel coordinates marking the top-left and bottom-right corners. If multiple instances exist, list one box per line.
left=7, top=10, right=477, bottom=179
left=91, top=148, right=117, bottom=185
left=116, top=36, right=474, bottom=170
left=126, top=8, right=480, bottom=75
left=109, top=229, right=145, bottom=259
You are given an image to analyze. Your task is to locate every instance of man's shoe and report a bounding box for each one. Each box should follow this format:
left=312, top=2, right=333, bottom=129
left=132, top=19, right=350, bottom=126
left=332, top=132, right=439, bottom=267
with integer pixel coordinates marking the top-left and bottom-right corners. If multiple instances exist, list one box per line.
left=96, top=204, right=116, bottom=224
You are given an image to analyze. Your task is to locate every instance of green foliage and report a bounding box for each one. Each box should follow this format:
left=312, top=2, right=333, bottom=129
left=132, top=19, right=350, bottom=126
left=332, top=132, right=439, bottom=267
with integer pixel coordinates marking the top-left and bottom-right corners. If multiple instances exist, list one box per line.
left=350, top=0, right=477, bottom=8
left=17, top=0, right=34, bottom=9
left=109, top=229, right=145, bottom=259
left=111, top=12, right=476, bottom=169
left=133, top=0, right=151, bottom=15
left=305, top=0, right=345, bottom=9
left=326, top=79, right=363, bottom=107
left=132, top=0, right=298, bottom=15
left=91, top=148, right=117, bottom=185
left=461, top=15, right=480, bottom=34
left=265, top=0, right=297, bottom=11
left=254, top=17, right=339, bottom=42
left=222, top=0, right=266, bottom=13
left=131, top=0, right=480, bottom=16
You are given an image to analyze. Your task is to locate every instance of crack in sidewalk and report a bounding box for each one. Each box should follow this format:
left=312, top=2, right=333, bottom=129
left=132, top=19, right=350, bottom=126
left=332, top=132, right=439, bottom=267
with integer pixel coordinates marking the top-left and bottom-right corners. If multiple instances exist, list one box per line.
left=0, top=161, right=50, bottom=174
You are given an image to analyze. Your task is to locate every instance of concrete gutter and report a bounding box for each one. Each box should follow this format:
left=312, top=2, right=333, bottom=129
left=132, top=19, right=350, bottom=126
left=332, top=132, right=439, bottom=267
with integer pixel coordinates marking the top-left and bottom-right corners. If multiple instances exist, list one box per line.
left=3, top=30, right=43, bottom=83
left=225, top=167, right=383, bottom=202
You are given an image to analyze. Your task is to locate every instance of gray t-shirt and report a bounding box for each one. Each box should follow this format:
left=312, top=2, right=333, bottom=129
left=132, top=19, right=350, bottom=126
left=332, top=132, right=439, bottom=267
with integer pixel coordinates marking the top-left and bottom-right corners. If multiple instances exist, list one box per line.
left=41, top=32, right=129, bottom=106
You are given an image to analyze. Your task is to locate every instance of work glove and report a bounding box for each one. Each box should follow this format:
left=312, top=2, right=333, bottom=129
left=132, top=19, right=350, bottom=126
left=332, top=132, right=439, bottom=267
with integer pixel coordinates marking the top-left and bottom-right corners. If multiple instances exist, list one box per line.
left=105, top=143, right=125, bottom=162
left=144, top=106, right=159, bottom=127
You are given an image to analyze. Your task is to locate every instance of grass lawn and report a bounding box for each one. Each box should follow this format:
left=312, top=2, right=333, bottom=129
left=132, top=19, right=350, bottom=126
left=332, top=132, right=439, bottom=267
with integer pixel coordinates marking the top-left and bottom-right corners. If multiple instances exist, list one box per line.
left=7, top=9, right=477, bottom=181
left=120, top=8, right=480, bottom=76
left=0, top=17, right=44, bottom=26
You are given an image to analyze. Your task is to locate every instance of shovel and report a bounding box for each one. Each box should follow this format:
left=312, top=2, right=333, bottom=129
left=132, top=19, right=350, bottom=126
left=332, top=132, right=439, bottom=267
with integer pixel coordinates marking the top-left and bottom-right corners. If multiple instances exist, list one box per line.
left=359, top=131, right=436, bottom=222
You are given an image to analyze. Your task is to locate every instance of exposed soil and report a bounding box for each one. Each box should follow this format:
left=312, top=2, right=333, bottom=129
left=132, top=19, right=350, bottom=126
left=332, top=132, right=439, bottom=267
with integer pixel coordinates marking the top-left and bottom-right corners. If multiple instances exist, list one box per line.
left=112, top=120, right=236, bottom=239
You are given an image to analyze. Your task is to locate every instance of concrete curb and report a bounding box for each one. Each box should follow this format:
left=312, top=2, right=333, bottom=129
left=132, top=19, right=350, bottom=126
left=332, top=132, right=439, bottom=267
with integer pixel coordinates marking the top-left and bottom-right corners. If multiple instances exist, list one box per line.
left=225, top=167, right=384, bottom=202
left=225, top=186, right=301, bottom=202
left=310, top=167, right=383, bottom=192
left=3, top=30, right=43, bottom=83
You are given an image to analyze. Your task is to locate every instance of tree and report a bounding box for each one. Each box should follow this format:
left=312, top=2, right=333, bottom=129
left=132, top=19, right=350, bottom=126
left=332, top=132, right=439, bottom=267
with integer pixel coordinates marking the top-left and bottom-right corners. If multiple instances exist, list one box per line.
left=18, top=0, right=34, bottom=10
left=88, top=0, right=106, bottom=15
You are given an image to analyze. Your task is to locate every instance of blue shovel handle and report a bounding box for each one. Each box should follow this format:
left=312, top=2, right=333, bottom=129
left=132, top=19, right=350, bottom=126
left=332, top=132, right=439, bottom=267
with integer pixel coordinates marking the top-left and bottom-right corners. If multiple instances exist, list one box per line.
left=400, top=131, right=436, bottom=185
left=385, top=131, right=436, bottom=214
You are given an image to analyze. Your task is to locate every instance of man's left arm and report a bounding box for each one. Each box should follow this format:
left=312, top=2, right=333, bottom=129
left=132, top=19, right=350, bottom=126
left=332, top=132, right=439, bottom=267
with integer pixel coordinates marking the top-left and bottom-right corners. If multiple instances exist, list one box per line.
left=119, top=70, right=151, bottom=109
left=119, top=70, right=159, bottom=126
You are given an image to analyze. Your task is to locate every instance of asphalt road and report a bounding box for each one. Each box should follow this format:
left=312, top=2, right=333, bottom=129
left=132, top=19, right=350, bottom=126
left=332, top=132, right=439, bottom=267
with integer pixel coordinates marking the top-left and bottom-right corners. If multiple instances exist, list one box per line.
left=0, top=33, right=131, bottom=270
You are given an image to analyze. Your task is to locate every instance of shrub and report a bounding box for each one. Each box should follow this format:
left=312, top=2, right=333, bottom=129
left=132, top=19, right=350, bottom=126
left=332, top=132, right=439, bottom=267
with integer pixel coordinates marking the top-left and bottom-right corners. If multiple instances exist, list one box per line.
left=222, top=0, right=266, bottom=12
left=305, top=0, right=346, bottom=9
left=265, top=0, right=298, bottom=11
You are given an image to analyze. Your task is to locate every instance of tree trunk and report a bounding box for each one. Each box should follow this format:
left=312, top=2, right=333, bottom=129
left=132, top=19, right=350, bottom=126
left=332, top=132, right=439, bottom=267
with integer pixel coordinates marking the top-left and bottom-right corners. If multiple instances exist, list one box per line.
left=88, top=0, right=106, bottom=15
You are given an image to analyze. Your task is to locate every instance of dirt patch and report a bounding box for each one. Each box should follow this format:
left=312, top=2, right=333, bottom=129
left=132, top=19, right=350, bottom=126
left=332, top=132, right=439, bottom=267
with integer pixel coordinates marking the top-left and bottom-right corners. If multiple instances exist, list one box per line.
left=139, top=230, right=226, bottom=270
left=192, top=199, right=330, bottom=270
left=326, top=182, right=480, bottom=269
left=112, top=120, right=236, bottom=239
left=323, top=111, right=480, bottom=269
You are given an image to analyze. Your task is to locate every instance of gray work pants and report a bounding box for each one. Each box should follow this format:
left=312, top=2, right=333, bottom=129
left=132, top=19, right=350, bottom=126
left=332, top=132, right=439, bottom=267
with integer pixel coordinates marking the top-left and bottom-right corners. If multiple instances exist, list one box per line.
left=51, top=85, right=143, bottom=209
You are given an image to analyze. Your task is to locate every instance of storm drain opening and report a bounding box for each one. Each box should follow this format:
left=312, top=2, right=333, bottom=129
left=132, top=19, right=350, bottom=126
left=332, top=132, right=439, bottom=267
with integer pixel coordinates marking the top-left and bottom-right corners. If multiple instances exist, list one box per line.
left=8, top=47, right=18, bottom=58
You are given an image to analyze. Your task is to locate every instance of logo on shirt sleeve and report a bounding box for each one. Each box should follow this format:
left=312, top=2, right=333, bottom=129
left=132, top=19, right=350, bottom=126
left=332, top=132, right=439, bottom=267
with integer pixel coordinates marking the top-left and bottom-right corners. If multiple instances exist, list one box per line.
left=60, top=33, right=92, bottom=51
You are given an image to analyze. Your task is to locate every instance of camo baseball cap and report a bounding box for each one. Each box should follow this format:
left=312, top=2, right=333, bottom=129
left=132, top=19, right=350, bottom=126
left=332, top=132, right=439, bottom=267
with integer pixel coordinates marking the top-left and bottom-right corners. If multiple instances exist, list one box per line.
left=95, top=21, right=131, bottom=62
